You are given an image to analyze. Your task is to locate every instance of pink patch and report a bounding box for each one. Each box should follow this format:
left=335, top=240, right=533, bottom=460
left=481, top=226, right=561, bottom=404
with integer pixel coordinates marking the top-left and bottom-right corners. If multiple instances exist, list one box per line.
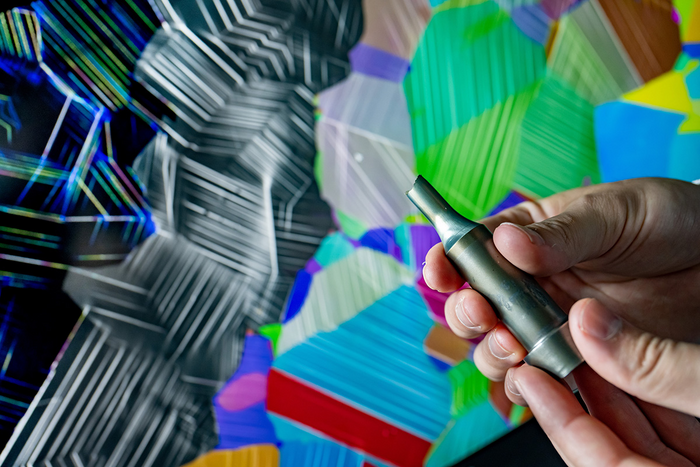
left=541, top=0, right=575, bottom=19
left=672, top=7, right=681, bottom=24
left=216, top=373, right=268, bottom=411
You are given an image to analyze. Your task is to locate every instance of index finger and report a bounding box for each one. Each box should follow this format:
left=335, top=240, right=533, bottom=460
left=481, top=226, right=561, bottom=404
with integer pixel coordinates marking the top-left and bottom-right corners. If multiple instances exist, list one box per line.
left=511, top=365, right=663, bottom=467
left=480, top=185, right=596, bottom=232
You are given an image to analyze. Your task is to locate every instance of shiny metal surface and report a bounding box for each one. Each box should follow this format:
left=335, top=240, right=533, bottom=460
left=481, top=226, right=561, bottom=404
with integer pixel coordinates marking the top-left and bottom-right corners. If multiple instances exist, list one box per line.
left=406, top=175, right=479, bottom=251
left=407, top=176, right=583, bottom=378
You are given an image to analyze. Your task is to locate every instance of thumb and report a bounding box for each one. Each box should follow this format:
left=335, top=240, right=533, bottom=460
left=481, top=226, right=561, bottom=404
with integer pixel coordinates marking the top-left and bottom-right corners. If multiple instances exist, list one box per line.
left=570, top=298, right=700, bottom=417
left=491, top=194, right=628, bottom=277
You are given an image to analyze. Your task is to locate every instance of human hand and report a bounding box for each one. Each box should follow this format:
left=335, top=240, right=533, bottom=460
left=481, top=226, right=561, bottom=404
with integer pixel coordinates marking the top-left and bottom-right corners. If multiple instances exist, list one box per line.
left=423, top=178, right=700, bottom=381
left=506, top=298, right=700, bottom=466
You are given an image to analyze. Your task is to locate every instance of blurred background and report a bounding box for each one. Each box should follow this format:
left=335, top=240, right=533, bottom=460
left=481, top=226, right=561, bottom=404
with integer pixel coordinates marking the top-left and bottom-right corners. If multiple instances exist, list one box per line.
left=0, top=0, right=697, bottom=465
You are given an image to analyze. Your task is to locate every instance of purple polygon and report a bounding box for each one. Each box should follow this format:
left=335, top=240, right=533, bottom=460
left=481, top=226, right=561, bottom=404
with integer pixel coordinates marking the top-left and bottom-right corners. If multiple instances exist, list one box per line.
left=488, top=191, right=527, bottom=217
left=305, top=257, right=323, bottom=274
left=409, top=225, right=440, bottom=267
left=541, top=0, right=581, bottom=19
left=511, top=4, right=551, bottom=44
left=349, top=43, right=411, bottom=83
left=214, top=334, right=278, bottom=450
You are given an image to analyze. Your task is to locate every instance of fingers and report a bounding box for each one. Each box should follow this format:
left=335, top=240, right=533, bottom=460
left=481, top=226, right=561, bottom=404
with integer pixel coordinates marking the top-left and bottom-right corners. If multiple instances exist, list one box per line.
left=491, top=192, right=629, bottom=277
left=473, top=324, right=526, bottom=381
left=635, top=399, right=700, bottom=466
left=444, top=288, right=498, bottom=339
left=509, top=365, right=663, bottom=467
left=504, top=366, right=527, bottom=406
left=569, top=298, right=700, bottom=417
left=574, top=365, right=695, bottom=467
left=423, top=243, right=464, bottom=293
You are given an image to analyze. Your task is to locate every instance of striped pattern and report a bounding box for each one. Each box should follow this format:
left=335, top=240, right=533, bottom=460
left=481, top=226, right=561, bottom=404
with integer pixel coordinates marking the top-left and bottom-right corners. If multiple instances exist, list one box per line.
left=564, top=0, right=643, bottom=94
left=275, top=286, right=452, bottom=441
left=277, top=248, right=414, bottom=355
left=280, top=441, right=362, bottom=467
left=63, top=233, right=253, bottom=382
left=182, top=445, right=279, bottom=467
left=32, top=0, right=160, bottom=112
left=0, top=9, right=42, bottom=62
left=549, top=12, right=629, bottom=104
left=424, top=403, right=510, bottom=467
left=316, top=73, right=417, bottom=230
left=597, top=0, right=681, bottom=83
left=405, top=2, right=546, bottom=155
left=1, top=307, right=218, bottom=466
left=447, top=360, right=490, bottom=418
left=416, top=83, right=538, bottom=219
left=514, top=76, right=600, bottom=198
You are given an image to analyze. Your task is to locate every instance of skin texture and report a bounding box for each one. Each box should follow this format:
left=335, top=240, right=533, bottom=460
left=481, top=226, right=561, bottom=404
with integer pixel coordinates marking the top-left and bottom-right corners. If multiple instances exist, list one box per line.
left=423, top=178, right=700, bottom=466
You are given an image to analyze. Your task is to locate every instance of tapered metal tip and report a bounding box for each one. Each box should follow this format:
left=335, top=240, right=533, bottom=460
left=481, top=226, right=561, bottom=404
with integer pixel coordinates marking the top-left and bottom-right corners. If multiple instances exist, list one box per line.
left=406, top=176, right=480, bottom=252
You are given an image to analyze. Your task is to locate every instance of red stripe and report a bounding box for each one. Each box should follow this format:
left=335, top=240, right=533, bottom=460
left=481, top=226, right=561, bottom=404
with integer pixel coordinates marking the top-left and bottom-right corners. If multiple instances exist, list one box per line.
left=267, top=369, right=432, bottom=467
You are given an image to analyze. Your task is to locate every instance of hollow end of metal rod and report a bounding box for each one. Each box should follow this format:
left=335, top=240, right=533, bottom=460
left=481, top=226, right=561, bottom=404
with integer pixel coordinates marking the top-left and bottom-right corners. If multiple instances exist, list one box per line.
left=406, top=175, right=480, bottom=251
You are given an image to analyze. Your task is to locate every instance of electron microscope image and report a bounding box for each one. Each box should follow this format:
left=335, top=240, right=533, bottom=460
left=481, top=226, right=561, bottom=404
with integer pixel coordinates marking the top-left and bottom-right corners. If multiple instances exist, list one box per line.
left=0, top=0, right=698, bottom=466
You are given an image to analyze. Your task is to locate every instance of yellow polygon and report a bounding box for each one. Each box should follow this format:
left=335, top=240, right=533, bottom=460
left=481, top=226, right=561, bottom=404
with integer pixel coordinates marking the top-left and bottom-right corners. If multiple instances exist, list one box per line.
left=623, top=72, right=691, bottom=115
left=182, top=445, right=279, bottom=467
left=686, top=1, right=700, bottom=42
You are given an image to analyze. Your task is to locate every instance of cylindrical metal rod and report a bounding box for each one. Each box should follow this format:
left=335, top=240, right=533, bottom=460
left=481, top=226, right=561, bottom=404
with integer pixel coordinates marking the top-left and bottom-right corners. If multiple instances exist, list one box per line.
left=407, top=175, right=583, bottom=378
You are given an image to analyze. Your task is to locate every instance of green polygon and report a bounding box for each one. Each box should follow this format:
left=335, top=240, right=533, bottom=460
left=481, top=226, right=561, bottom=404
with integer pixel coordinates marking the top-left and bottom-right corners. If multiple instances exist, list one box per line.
left=462, top=8, right=511, bottom=44
left=334, top=210, right=368, bottom=240
left=259, top=323, right=282, bottom=356
left=514, top=75, right=600, bottom=199
left=416, top=82, right=539, bottom=220
left=674, top=0, right=694, bottom=38
left=404, top=1, right=546, bottom=155
left=674, top=52, right=693, bottom=72
left=314, top=150, right=324, bottom=192
left=448, top=359, right=490, bottom=418
left=509, top=403, right=527, bottom=427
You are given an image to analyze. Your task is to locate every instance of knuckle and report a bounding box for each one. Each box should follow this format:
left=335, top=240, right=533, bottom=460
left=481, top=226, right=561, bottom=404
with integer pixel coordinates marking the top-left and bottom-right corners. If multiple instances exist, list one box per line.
left=474, top=354, right=507, bottom=382
left=629, top=333, right=678, bottom=399
left=520, top=200, right=547, bottom=221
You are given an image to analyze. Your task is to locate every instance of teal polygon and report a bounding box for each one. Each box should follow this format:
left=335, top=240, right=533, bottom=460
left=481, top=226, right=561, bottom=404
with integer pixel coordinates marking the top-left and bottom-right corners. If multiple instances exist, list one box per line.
left=313, top=233, right=356, bottom=267
left=273, top=286, right=452, bottom=441
left=425, top=403, right=510, bottom=467
left=405, top=1, right=546, bottom=155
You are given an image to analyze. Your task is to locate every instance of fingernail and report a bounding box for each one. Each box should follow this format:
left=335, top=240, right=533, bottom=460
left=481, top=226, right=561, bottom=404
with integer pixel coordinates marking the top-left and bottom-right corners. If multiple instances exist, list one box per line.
left=579, top=300, right=621, bottom=341
left=456, top=298, right=481, bottom=330
left=505, top=371, right=521, bottom=397
left=502, top=222, right=544, bottom=246
left=488, top=332, right=514, bottom=360
left=423, top=270, right=435, bottom=290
